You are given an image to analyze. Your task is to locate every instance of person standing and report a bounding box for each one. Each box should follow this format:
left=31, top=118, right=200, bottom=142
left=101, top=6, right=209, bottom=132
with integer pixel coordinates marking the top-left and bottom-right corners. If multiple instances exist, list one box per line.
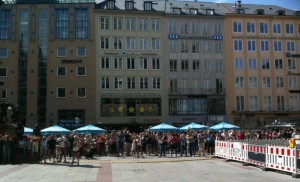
left=47, top=135, right=56, bottom=163
left=124, top=130, right=132, bottom=156
left=71, top=135, right=82, bottom=166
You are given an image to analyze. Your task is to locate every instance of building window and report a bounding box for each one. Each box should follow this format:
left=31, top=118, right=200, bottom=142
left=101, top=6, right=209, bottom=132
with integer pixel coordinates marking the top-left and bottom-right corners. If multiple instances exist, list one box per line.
left=263, top=96, right=272, bottom=111
left=127, top=57, right=135, bottom=69
left=191, top=22, right=198, bottom=34
left=248, top=58, right=257, bottom=69
left=101, top=57, right=110, bottom=69
left=288, top=59, right=296, bottom=70
left=290, top=95, right=299, bottom=111
left=261, top=58, right=270, bottom=69
left=77, top=67, right=86, bottom=76
left=77, top=87, right=86, bottom=98
left=57, top=87, right=66, bottom=98
left=275, top=59, right=283, bottom=69
left=144, top=2, right=152, bottom=11
left=215, top=22, right=222, bottom=34
left=203, top=41, right=210, bottom=52
left=181, top=40, right=188, bottom=52
left=173, top=8, right=181, bottom=14
left=180, top=22, right=188, bottom=33
left=235, top=58, right=243, bottom=70
left=236, top=96, right=244, bottom=111
left=126, top=17, right=135, bottom=31
left=57, top=47, right=67, bottom=57
left=107, top=0, right=115, bottom=9
left=100, top=37, right=109, bottom=49
left=57, top=67, right=66, bottom=76
left=273, top=23, right=281, bottom=34
left=114, top=77, right=123, bottom=89
left=0, top=67, right=7, bottom=77
left=235, top=77, right=244, bottom=88
left=56, top=9, right=69, bottom=39
left=114, top=57, right=123, bottom=70
left=152, top=58, right=160, bottom=70
left=215, top=41, right=222, bottom=52
left=233, top=21, right=242, bottom=33
left=247, top=40, right=256, bottom=51
left=260, top=40, right=269, bottom=51
left=125, top=1, right=134, bottom=10
left=170, top=59, right=177, bottom=72
left=100, top=17, right=109, bottom=30
left=75, top=9, right=88, bottom=39
left=139, top=18, right=148, bottom=31
left=169, top=41, right=177, bottom=53
left=0, top=48, right=8, bottom=58
left=151, top=19, right=160, bottom=32
left=152, top=77, right=161, bottom=89
left=77, top=47, right=86, bottom=57
left=170, top=79, right=178, bottom=93
left=287, top=41, right=295, bottom=52
left=139, top=57, right=148, bottom=70
left=101, top=77, right=110, bottom=89
left=274, top=41, right=282, bottom=51
left=181, top=60, right=188, bottom=72
left=249, top=96, right=258, bottom=111
left=0, top=10, right=11, bottom=40
left=140, top=77, right=148, bottom=89
left=246, top=22, right=255, bottom=33
left=192, top=60, right=200, bottom=71
left=276, top=77, right=284, bottom=87
left=192, top=41, right=199, bottom=53
left=168, top=21, right=176, bottom=33
left=113, top=17, right=122, bottom=30
left=277, top=96, right=285, bottom=111
left=288, top=77, right=297, bottom=88
left=113, top=37, right=122, bottom=50
left=286, top=24, right=294, bottom=34
left=126, top=37, right=135, bottom=50
left=139, top=37, right=148, bottom=50
left=249, top=77, right=258, bottom=88
left=260, top=22, right=268, bottom=33
left=204, top=79, right=212, bottom=93
left=127, top=77, right=136, bottom=89
left=262, top=77, right=271, bottom=88
left=203, top=22, right=209, bottom=34
left=203, top=59, right=212, bottom=71
left=151, top=38, right=160, bottom=51
left=234, top=40, right=243, bottom=51
left=216, top=59, right=224, bottom=72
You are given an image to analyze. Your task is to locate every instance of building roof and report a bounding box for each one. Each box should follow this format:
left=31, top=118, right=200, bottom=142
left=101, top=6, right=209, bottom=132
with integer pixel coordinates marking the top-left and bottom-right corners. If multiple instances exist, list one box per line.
left=95, top=0, right=297, bottom=16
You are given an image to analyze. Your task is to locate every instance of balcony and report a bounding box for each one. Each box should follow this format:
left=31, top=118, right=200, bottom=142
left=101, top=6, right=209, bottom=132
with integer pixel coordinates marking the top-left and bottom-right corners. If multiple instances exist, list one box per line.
left=168, top=88, right=225, bottom=96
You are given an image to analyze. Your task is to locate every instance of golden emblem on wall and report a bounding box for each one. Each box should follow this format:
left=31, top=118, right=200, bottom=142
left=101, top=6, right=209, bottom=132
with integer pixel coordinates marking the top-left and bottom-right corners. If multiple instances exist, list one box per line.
left=118, top=106, right=123, bottom=113
left=139, top=106, right=145, bottom=113
left=129, top=107, right=135, bottom=113
left=109, top=106, right=114, bottom=113
left=148, top=106, right=153, bottom=112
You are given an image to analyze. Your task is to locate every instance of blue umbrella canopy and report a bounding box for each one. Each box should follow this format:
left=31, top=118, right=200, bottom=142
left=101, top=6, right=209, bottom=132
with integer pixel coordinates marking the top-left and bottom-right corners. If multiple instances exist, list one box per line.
left=74, top=124, right=106, bottom=134
left=180, top=122, right=208, bottom=131
left=210, top=122, right=240, bottom=131
left=149, top=123, right=179, bottom=132
left=24, top=127, right=33, bottom=135
left=41, top=125, right=71, bottom=135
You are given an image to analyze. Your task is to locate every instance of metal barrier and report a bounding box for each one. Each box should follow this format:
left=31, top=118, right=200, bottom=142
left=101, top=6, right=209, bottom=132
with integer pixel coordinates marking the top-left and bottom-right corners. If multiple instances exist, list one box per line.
left=214, top=140, right=300, bottom=178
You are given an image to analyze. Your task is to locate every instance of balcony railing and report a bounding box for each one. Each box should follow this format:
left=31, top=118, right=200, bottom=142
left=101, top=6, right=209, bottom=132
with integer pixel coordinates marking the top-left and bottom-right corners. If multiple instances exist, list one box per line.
left=168, top=88, right=226, bottom=95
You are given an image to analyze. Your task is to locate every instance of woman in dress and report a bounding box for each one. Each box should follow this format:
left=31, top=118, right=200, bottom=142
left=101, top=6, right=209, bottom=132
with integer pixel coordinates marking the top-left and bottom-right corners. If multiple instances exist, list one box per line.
left=71, top=135, right=82, bottom=166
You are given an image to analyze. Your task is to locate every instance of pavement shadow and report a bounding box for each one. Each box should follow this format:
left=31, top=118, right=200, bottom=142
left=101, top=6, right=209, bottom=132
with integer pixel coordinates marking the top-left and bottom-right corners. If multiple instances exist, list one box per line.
left=42, top=162, right=101, bottom=168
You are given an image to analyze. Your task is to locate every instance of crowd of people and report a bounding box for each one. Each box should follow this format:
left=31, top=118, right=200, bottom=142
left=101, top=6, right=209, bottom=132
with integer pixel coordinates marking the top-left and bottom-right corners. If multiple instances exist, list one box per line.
left=0, top=127, right=297, bottom=165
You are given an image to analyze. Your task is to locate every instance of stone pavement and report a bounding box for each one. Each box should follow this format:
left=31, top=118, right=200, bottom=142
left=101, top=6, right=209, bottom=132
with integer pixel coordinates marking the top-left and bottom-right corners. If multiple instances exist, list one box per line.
left=0, top=154, right=298, bottom=182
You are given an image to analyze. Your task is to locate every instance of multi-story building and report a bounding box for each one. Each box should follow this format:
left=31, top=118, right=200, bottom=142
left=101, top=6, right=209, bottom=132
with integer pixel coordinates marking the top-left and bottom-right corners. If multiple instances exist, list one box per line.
left=223, top=1, right=300, bottom=128
left=163, top=1, right=226, bottom=126
left=0, top=0, right=96, bottom=129
left=95, top=0, right=165, bottom=130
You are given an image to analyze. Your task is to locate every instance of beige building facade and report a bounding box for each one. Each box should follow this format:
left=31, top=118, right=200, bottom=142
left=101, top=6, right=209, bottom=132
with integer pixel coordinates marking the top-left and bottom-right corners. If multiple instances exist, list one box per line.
left=224, top=5, right=300, bottom=128
left=0, top=0, right=96, bottom=129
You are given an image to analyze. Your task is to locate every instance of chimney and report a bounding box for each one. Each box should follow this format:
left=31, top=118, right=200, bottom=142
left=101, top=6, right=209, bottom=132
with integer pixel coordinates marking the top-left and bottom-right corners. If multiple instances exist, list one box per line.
left=237, top=0, right=242, bottom=7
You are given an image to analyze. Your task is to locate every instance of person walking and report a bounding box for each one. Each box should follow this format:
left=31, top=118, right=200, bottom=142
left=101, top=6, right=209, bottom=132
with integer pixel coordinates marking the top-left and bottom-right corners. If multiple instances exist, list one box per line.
left=71, top=135, right=82, bottom=166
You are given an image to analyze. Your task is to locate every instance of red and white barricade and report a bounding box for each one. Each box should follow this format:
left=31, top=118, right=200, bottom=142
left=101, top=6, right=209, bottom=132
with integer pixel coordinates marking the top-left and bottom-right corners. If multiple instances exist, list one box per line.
left=227, top=141, right=248, bottom=162
left=247, top=144, right=266, bottom=167
left=265, top=146, right=297, bottom=174
left=215, top=140, right=229, bottom=158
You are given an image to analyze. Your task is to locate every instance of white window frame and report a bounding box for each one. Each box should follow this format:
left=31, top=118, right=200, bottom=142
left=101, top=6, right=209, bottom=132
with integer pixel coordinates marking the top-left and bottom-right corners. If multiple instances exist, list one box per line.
left=57, top=87, right=67, bottom=98
left=77, top=87, right=86, bottom=98
left=57, top=47, right=67, bottom=57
